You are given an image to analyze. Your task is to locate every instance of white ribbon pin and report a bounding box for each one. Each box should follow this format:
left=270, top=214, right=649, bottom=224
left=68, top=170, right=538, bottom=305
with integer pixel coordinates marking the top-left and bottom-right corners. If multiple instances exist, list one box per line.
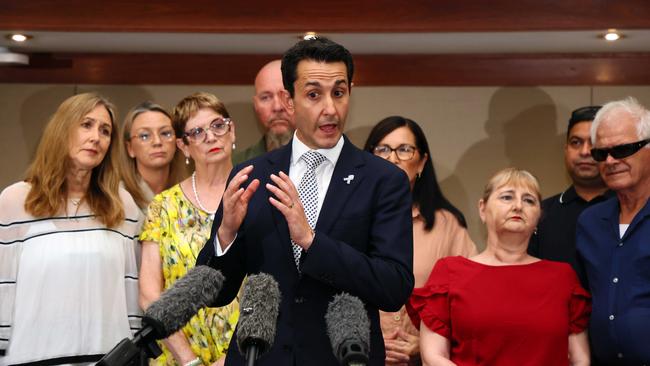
left=343, top=174, right=355, bottom=185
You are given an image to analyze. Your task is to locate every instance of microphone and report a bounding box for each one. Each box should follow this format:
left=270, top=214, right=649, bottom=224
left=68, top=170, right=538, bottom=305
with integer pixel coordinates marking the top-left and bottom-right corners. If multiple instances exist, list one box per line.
left=236, top=273, right=281, bottom=366
left=325, top=293, right=370, bottom=366
left=97, top=265, right=225, bottom=366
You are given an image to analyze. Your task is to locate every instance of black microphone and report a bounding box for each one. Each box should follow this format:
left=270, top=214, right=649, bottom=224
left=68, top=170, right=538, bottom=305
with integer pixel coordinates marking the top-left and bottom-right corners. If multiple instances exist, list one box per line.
left=97, top=265, right=225, bottom=366
left=236, top=273, right=281, bottom=366
left=325, top=293, right=370, bottom=366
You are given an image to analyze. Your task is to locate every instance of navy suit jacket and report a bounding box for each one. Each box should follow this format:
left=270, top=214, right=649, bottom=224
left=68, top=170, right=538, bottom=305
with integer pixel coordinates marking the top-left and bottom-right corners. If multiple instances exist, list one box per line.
left=197, top=136, right=414, bottom=366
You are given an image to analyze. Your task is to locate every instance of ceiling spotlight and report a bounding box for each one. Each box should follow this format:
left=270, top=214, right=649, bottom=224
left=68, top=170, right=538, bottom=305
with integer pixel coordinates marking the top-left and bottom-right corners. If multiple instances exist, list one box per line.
left=603, top=29, right=621, bottom=42
left=302, top=32, right=318, bottom=40
left=6, top=33, right=33, bottom=43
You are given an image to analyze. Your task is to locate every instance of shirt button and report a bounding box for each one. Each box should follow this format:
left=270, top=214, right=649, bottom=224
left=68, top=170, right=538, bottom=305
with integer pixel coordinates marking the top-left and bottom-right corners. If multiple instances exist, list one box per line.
left=618, top=241, right=624, bottom=247
left=295, top=297, right=305, bottom=304
left=612, top=277, right=619, bottom=283
left=609, top=314, right=615, bottom=320
left=394, top=315, right=401, bottom=321
left=617, top=353, right=624, bottom=359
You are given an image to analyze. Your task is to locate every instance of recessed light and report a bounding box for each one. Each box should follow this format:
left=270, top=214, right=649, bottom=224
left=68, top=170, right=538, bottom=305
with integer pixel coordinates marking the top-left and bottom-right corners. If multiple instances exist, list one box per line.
left=302, top=32, right=318, bottom=40
left=6, top=33, right=33, bottom=43
left=603, top=29, right=622, bottom=42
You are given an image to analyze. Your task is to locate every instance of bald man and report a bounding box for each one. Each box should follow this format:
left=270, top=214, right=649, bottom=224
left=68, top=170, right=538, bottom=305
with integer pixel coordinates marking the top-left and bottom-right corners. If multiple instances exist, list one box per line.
left=232, top=60, right=295, bottom=165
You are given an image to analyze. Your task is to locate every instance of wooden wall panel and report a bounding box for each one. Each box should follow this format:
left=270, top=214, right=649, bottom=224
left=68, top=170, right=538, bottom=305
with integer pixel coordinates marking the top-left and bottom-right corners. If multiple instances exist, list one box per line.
left=1, top=53, right=649, bottom=86
left=1, top=0, right=650, bottom=32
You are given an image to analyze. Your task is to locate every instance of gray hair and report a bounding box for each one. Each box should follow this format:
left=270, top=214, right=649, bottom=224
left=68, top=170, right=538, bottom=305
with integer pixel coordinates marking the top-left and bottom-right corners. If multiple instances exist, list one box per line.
left=591, top=97, right=650, bottom=147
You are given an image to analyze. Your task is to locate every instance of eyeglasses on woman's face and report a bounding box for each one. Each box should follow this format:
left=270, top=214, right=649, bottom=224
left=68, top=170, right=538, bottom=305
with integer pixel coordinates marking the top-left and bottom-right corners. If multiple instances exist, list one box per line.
left=183, top=118, right=232, bottom=142
left=130, top=129, right=175, bottom=143
left=373, top=144, right=417, bottom=161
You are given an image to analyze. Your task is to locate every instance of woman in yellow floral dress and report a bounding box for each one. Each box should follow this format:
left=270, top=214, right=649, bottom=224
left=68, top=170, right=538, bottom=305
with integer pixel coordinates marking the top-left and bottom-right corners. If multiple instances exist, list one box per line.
left=139, top=93, right=239, bottom=366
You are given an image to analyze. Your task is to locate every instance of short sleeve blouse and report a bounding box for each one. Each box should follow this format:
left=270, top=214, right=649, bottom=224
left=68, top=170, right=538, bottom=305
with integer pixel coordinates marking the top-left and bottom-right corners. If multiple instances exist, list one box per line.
left=406, top=256, right=590, bottom=366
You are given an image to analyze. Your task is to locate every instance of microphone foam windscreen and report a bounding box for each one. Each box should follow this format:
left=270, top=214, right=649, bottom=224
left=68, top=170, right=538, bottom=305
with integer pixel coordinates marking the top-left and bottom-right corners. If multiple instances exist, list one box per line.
left=144, top=265, right=224, bottom=338
left=236, top=273, right=281, bottom=355
left=325, top=293, right=371, bottom=359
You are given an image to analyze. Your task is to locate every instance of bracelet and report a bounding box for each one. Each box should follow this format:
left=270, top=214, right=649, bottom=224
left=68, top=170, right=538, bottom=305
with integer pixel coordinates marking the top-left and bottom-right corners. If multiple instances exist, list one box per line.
left=183, top=358, right=202, bottom=366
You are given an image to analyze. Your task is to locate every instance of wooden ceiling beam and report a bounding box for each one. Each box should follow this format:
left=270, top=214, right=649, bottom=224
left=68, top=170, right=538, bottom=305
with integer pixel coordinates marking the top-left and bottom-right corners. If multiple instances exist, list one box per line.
left=1, top=52, right=649, bottom=86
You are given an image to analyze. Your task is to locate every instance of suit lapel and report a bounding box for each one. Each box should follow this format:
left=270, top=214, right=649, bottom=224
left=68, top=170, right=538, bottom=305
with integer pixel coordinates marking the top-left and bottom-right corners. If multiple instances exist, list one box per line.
left=267, top=143, right=293, bottom=249
left=317, top=137, right=366, bottom=233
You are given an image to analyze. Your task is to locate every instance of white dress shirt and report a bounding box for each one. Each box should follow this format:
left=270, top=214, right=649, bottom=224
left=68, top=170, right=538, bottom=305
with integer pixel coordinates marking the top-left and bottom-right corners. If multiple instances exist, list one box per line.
left=215, top=133, right=344, bottom=255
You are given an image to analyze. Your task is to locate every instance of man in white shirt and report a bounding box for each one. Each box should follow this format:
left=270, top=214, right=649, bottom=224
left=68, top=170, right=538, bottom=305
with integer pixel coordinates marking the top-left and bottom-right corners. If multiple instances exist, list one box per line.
left=197, top=37, right=414, bottom=366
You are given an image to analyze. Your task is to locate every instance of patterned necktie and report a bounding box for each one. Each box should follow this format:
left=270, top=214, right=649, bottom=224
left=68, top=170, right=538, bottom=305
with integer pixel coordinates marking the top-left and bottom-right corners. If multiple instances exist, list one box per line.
left=292, top=150, right=327, bottom=269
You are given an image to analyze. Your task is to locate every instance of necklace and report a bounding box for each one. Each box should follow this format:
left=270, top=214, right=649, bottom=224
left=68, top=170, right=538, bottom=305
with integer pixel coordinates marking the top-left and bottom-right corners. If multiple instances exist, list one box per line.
left=67, top=197, right=83, bottom=220
left=191, top=172, right=216, bottom=217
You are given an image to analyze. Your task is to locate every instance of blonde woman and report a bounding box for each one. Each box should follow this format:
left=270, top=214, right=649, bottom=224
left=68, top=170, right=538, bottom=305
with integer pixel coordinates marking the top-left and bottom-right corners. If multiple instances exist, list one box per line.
left=408, top=168, right=591, bottom=366
left=120, top=101, right=186, bottom=211
left=0, top=93, right=142, bottom=365
left=139, top=93, right=239, bottom=366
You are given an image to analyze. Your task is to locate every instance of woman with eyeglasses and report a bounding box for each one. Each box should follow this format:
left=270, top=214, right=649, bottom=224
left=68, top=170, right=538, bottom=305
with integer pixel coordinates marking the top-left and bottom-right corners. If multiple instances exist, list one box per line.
left=139, top=93, right=239, bottom=366
left=363, top=116, right=477, bottom=366
left=408, top=168, right=591, bottom=366
left=119, top=101, right=186, bottom=212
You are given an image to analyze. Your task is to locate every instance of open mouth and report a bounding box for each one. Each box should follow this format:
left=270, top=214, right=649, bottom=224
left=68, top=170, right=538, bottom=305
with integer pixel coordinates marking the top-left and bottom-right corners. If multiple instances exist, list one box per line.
left=319, top=124, right=338, bottom=134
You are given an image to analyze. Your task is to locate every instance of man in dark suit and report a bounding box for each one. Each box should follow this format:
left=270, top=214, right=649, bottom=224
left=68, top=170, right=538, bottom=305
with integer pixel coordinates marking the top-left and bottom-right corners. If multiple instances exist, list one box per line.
left=197, top=37, right=414, bottom=365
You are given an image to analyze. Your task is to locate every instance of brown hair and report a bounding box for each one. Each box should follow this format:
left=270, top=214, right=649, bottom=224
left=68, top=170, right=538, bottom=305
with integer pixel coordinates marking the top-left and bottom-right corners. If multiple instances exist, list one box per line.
left=481, top=167, right=542, bottom=203
left=119, top=101, right=187, bottom=209
left=172, top=92, right=230, bottom=145
left=24, top=92, right=124, bottom=227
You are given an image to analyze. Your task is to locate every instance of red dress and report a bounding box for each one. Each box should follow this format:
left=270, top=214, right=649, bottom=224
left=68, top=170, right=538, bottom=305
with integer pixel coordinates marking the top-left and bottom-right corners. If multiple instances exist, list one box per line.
left=406, top=256, right=591, bottom=366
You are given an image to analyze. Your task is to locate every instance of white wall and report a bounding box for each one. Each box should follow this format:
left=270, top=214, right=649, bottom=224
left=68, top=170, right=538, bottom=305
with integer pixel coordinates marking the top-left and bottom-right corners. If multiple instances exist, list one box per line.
left=2, top=83, right=649, bottom=247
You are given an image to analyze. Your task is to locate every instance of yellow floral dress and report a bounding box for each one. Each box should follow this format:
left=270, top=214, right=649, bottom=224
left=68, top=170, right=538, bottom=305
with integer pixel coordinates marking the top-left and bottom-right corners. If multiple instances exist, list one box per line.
left=140, top=184, right=239, bottom=365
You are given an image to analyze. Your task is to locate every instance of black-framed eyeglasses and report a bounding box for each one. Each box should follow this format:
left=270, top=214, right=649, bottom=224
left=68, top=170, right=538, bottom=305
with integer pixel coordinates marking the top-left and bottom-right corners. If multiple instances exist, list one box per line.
left=373, top=144, right=417, bottom=161
left=183, top=118, right=232, bottom=142
left=590, top=138, right=650, bottom=162
left=130, top=129, right=175, bottom=143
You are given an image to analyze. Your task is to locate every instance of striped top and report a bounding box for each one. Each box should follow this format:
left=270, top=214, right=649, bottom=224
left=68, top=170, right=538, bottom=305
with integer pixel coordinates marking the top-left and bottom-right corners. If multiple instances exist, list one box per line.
left=0, top=181, right=143, bottom=366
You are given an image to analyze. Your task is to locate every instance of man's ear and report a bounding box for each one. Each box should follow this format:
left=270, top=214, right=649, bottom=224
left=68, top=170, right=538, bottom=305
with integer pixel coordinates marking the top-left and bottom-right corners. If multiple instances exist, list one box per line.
left=279, top=89, right=294, bottom=115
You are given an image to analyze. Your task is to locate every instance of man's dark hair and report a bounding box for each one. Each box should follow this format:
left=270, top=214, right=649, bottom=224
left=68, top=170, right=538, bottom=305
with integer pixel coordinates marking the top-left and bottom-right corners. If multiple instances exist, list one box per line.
left=281, top=37, right=354, bottom=98
left=567, top=105, right=601, bottom=138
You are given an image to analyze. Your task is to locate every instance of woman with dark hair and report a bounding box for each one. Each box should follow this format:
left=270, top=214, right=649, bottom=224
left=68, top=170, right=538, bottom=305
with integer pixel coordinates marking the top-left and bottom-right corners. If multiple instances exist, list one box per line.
left=0, top=93, right=142, bottom=364
left=364, top=116, right=476, bottom=366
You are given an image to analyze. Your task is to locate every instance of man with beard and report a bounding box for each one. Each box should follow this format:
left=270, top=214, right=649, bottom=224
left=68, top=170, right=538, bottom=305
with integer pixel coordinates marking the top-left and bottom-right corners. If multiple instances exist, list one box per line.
left=232, top=60, right=295, bottom=165
left=528, top=105, right=611, bottom=274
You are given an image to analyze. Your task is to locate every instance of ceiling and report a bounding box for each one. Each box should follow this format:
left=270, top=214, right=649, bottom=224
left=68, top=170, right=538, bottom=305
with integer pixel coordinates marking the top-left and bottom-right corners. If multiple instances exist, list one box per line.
left=1, top=0, right=649, bottom=85
left=2, top=30, right=650, bottom=55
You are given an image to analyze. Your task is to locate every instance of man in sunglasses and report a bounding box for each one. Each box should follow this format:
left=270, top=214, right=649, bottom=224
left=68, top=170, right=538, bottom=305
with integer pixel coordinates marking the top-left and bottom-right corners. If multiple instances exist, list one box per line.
left=576, top=97, right=650, bottom=365
left=528, top=106, right=612, bottom=276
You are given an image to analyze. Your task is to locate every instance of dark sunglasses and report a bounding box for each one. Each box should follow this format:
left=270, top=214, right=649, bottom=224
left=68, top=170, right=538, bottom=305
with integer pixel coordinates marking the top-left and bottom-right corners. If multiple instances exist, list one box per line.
left=590, top=138, right=650, bottom=162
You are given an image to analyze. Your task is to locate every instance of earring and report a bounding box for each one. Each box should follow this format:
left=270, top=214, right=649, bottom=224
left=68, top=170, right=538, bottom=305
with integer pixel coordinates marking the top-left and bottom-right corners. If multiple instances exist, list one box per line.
left=232, top=142, right=236, bottom=150
left=185, top=157, right=190, bottom=165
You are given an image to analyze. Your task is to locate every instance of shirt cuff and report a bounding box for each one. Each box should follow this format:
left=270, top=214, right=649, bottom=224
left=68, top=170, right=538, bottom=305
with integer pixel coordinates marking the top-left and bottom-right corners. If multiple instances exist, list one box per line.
left=214, top=233, right=237, bottom=256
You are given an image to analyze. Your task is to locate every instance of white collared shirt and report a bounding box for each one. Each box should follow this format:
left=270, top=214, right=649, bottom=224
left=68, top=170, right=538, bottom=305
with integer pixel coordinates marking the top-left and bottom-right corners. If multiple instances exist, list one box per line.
left=288, top=132, right=344, bottom=222
left=214, top=132, right=344, bottom=255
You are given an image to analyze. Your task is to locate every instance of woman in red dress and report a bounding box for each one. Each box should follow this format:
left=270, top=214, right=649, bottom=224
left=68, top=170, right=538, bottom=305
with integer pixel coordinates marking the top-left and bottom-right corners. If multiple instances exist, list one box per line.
left=407, top=168, right=591, bottom=366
